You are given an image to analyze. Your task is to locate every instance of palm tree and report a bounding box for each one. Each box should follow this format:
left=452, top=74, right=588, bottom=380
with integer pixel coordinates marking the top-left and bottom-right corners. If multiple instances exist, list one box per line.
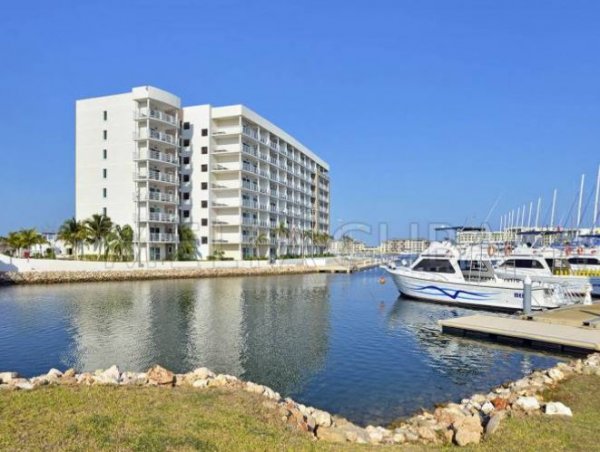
left=5, top=231, right=25, bottom=257
left=85, top=214, right=113, bottom=259
left=301, top=230, right=313, bottom=258
left=19, top=229, right=47, bottom=257
left=58, top=218, right=87, bottom=260
left=254, top=232, right=268, bottom=258
left=177, top=224, right=197, bottom=261
left=106, top=224, right=134, bottom=261
left=274, top=222, right=289, bottom=257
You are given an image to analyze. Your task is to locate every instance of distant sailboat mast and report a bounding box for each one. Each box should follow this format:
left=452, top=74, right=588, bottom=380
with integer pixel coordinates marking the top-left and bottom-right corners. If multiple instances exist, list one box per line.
left=550, top=189, right=557, bottom=228
left=594, top=165, right=600, bottom=232
left=577, top=174, right=585, bottom=229
left=535, top=197, right=541, bottom=229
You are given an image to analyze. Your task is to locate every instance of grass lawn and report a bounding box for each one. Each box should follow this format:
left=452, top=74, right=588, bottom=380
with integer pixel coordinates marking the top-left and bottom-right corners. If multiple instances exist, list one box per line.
left=1, top=374, right=599, bottom=451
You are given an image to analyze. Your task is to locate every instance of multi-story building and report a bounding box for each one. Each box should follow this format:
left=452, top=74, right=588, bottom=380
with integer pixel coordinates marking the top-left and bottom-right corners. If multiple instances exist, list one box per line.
left=76, top=86, right=330, bottom=261
left=380, top=238, right=428, bottom=255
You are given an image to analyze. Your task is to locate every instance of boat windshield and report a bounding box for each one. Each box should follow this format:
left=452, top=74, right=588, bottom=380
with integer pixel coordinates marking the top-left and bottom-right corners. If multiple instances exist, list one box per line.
left=568, top=257, right=600, bottom=266
left=458, top=260, right=495, bottom=281
left=499, top=259, right=545, bottom=269
left=413, top=258, right=455, bottom=274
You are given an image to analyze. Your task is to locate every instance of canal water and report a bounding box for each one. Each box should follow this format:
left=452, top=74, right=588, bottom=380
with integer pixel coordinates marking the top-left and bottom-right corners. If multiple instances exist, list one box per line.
left=0, top=269, right=562, bottom=426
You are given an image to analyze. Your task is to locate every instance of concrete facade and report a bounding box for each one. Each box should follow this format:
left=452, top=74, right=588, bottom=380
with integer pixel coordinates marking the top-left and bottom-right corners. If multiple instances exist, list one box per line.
left=76, top=86, right=330, bottom=261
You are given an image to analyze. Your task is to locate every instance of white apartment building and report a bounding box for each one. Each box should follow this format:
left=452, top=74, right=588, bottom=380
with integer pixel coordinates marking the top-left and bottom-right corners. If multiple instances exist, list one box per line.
left=76, top=86, right=330, bottom=261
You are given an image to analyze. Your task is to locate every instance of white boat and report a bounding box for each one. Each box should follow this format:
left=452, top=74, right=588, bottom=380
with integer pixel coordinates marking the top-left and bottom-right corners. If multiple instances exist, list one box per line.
left=494, top=247, right=593, bottom=302
left=384, top=242, right=583, bottom=311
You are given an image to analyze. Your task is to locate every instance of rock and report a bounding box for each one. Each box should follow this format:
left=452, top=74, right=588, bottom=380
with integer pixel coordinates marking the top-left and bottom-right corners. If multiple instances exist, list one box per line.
left=453, top=414, right=483, bottom=446
left=192, top=379, right=209, bottom=388
left=94, top=365, right=120, bottom=385
left=63, top=368, right=76, bottom=378
left=544, top=402, right=573, bottom=417
left=120, top=372, right=147, bottom=386
left=481, top=401, right=495, bottom=415
left=417, top=425, right=437, bottom=442
left=471, top=393, right=487, bottom=404
left=0, top=372, right=18, bottom=384
left=147, top=365, right=174, bottom=386
left=491, top=397, right=509, bottom=411
left=245, top=382, right=265, bottom=395
left=305, top=415, right=316, bottom=431
left=366, top=425, right=384, bottom=444
left=485, top=412, right=505, bottom=438
left=434, top=404, right=467, bottom=427
left=262, top=387, right=280, bottom=401
left=316, top=426, right=347, bottom=443
left=191, top=367, right=215, bottom=380
left=313, top=409, right=332, bottom=427
left=47, top=368, right=63, bottom=378
left=392, top=432, right=406, bottom=443
left=548, top=367, right=565, bottom=381
left=515, top=396, right=540, bottom=411
left=76, top=372, right=94, bottom=385
left=14, top=381, right=34, bottom=390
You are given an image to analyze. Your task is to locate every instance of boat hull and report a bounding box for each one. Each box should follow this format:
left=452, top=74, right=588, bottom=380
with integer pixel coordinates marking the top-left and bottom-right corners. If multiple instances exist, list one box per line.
left=385, top=268, right=560, bottom=311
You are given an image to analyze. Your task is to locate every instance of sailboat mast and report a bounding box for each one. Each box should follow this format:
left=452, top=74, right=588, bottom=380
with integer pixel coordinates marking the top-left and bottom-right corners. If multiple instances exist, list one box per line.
left=594, top=165, right=600, bottom=231
left=577, top=174, right=585, bottom=228
left=535, top=197, right=541, bottom=229
left=550, top=189, right=557, bottom=228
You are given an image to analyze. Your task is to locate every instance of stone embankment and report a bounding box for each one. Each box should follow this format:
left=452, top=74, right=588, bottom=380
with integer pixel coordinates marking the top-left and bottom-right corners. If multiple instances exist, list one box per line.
left=2, top=354, right=598, bottom=446
left=0, top=266, right=317, bottom=286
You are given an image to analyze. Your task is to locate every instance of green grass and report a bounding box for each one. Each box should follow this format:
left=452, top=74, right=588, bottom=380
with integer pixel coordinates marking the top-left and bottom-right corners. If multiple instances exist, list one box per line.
left=1, top=374, right=600, bottom=451
left=0, top=386, right=321, bottom=451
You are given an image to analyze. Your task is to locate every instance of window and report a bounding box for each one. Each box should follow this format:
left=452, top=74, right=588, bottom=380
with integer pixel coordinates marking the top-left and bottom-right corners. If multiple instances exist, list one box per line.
left=183, top=192, right=190, bottom=200
left=201, top=201, right=208, bottom=208
left=102, top=207, right=107, bottom=216
left=103, top=110, right=107, bottom=121
left=102, top=168, right=107, bottom=179
left=201, top=146, right=208, bottom=154
left=183, top=174, right=190, bottom=182
left=183, top=122, right=190, bottom=130
left=103, top=149, right=107, bottom=159
left=103, top=130, right=107, bottom=140
left=183, top=210, right=190, bottom=218
left=201, top=164, right=208, bottom=172
left=201, top=237, right=208, bottom=244
left=201, top=182, right=207, bottom=190
left=201, top=218, right=208, bottom=226
left=201, top=128, right=208, bottom=136
left=500, top=259, right=545, bottom=269
left=102, top=188, right=107, bottom=198
left=183, top=139, right=190, bottom=147
left=413, top=259, right=455, bottom=274
left=183, top=156, right=190, bottom=164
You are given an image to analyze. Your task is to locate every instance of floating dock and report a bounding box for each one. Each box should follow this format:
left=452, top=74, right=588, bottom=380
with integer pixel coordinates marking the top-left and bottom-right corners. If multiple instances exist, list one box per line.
left=439, top=304, right=600, bottom=354
left=316, top=260, right=381, bottom=274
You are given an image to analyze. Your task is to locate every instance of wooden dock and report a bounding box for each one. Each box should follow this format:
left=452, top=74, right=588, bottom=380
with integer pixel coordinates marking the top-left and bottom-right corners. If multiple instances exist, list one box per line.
left=439, top=304, right=600, bottom=354
left=316, top=260, right=381, bottom=274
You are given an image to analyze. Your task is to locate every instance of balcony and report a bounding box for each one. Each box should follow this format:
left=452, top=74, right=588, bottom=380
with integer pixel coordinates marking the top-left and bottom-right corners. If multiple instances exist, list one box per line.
left=242, top=219, right=258, bottom=227
left=242, top=163, right=258, bottom=174
left=242, top=125, right=258, bottom=139
left=137, top=212, right=178, bottom=223
left=134, top=149, right=178, bottom=165
left=135, top=170, right=178, bottom=185
left=149, top=233, right=177, bottom=243
left=136, top=109, right=177, bottom=126
left=242, top=145, right=259, bottom=158
left=141, top=191, right=178, bottom=203
left=242, top=200, right=259, bottom=209
left=242, top=182, right=258, bottom=192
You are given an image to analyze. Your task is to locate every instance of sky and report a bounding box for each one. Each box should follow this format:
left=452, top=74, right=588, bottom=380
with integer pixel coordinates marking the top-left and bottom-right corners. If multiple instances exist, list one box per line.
left=0, top=0, right=599, bottom=244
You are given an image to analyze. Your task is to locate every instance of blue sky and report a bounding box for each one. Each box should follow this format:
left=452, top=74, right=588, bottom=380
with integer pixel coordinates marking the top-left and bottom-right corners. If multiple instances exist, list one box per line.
left=1, top=0, right=599, bottom=243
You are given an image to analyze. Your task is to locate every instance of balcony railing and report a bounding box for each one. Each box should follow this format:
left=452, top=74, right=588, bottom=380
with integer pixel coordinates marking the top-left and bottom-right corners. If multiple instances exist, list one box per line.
left=242, top=200, right=258, bottom=209
left=149, top=233, right=177, bottom=243
left=146, top=191, right=177, bottom=203
left=136, top=171, right=178, bottom=184
left=242, top=182, right=258, bottom=192
left=243, top=163, right=258, bottom=174
left=134, top=149, right=178, bottom=165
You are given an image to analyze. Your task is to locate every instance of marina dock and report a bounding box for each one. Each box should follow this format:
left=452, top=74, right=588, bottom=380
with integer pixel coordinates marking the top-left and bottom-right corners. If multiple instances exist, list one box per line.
left=439, top=304, right=600, bottom=354
left=316, top=260, right=381, bottom=274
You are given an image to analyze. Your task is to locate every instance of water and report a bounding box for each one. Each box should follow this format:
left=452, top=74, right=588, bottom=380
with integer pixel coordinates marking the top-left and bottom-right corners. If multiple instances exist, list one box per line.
left=0, top=269, right=563, bottom=426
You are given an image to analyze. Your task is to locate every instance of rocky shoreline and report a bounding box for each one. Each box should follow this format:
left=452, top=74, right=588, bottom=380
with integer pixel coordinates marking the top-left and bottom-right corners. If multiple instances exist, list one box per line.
left=2, top=353, right=598, bottom=447
left=0, top=266, right=318, bottom=286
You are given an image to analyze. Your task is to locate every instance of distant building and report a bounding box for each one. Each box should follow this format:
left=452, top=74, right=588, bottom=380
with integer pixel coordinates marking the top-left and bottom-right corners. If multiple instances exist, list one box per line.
left=30, top=232, right=69, bottom=258
left=380, top=239, right=428, bottom=255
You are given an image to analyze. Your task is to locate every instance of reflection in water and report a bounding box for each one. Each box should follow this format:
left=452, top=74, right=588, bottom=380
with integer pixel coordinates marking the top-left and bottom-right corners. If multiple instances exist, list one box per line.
left=0, top=270, right=563, bottom=426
